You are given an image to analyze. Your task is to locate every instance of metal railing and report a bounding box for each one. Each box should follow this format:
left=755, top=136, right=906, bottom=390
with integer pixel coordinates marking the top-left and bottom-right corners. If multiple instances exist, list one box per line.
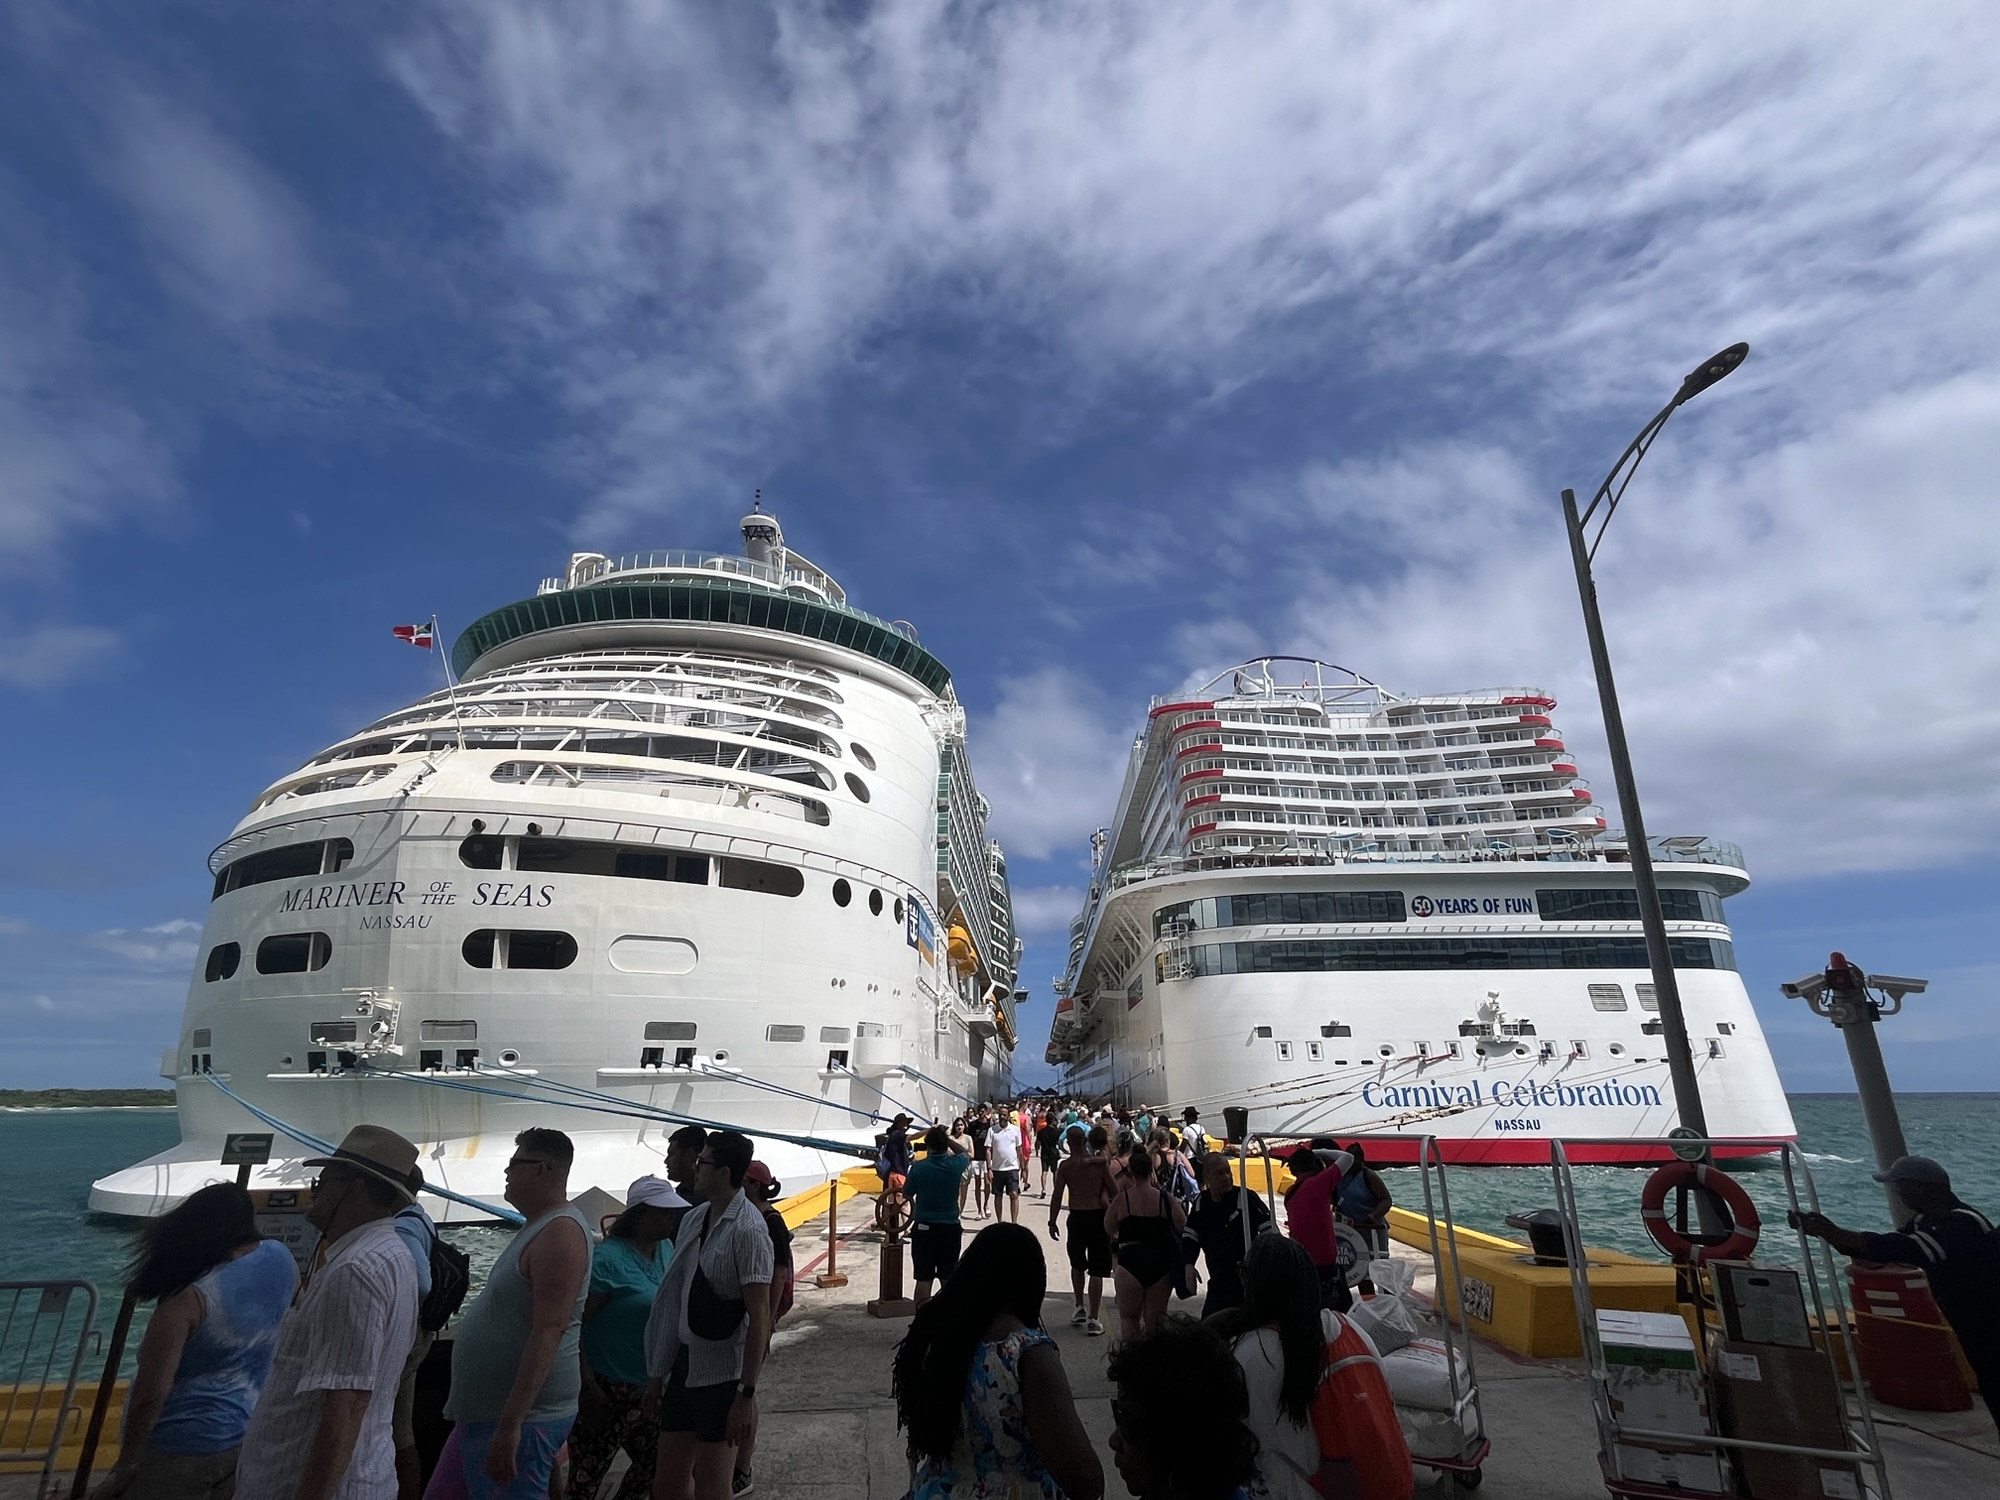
left=0, top=1281, right=99, bottom=1499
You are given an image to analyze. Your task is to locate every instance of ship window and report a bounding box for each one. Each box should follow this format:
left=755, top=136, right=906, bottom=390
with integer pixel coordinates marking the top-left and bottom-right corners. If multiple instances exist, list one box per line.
left=1716, top=1022, right=1735, bottom=1036
left=869, top=889, right=883, bottom=916
left=459, top=835, right=506, bottom=870
left=1176, top=935, right=1735, bottom=975
left=213, top=837, right=354, bottom=899
left=645, top=1021, right=697, bottom=1041
left=850, top=742, right=877, bottom=770
left=1707, top=1039, right=1726, bottom=1058
left=462, top=930, right=578, bottom=969
left=258, top=932, right=331, bottom=974
left=456, top=1048, right=480, bottom=1068
left=1641, top=1019, right=1665, bottom=1035
left=640, top=1047, right=664, bottom=1068
left=605, top=848, right=710, bottom=883
left=192, top=1029, right=212, bottom=1048
left=1275, top=1041, right=1294, bottom=1060
left=307, top=1051, right=327, bottom=1073
left=1153, top=890, right=1406, bottom=936
left=420, top=1049, right=443, bottom=1071
left=1588, top=983, right=1629, bottom=1012
left=674, top=1046, right=696, bottom=1067
left=1321, top=1022, right=1352, bottom=1037
left=844, top=773, right=871, bottom=803
left=832, top=879, right=852, bottom=907
left=421, top=1020, right=477, bottom=1040
left=205, top=943, right=241, bottom=982
left=1305, top=1041, right=1323, bottom=1061
left=310, top=1020, right=357, bottom=1044
left=1636, top=984, right=1660, bottom=1011
left=718, top=858, right=803, bottom=897
left=766, top=1025, right=806, bottom=1043
left=1535, top=888, right=1720, bottom=922
left=826, top=1049, right=849, bottom=1070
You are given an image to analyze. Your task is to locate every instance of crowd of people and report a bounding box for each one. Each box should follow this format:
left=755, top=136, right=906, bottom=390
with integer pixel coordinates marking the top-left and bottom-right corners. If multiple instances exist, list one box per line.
left=91, top=1090, right=1998, bottom=1500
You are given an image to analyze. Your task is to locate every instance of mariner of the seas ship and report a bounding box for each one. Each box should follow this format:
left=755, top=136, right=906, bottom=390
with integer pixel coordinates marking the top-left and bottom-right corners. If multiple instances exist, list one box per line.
left=94, top=509, right=1021, bottom=1219
left=1052, top=658, right=1796, bottom=1163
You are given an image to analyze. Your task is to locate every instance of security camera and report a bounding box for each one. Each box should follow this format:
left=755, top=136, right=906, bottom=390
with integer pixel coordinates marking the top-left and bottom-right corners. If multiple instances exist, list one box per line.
left=1868, top=973, right=1928, bottom=1003
left=1780, top=972, right=1829, bottom=1002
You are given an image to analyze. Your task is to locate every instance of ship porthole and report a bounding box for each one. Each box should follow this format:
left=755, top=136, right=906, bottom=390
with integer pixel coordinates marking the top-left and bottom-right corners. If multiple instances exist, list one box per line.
left=499, top=1049, right=521, bottom=1065
left=844, top=772, right=871, bottom=803
left=1377, top=1045, right=1393, bottom=1058
left=869, top=888, right=884, bottom=916
left=894, top=897, right=904, bottom=924
left=1608, top=1043, right=1625, bottom=1056
left=714, top=1049, right=730, bottom=1062
left=832, top=878, right=852, bottom=907
left=850, top=742, right=877, bottom=770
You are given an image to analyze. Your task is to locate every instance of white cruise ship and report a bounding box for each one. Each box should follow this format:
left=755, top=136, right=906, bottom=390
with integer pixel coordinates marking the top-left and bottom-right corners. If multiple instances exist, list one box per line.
left=1050, top=658, right=1795, bottom=1164
left=93, top=509, right=1022, bottom=1219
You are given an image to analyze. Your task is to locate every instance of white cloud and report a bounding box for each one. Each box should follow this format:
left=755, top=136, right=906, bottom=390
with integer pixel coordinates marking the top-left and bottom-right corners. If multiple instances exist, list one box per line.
left=0, top=622, right=120, bottom=688
left=967, top=667, right=1132, bottom=862
left=1010, top=884, right=1087, bottom=939
left=99, top=90, right=336, bottom=328
left=389, top=1, right=2000, bottom=528
left=94, top=921, right=202, bottom=968
left=1221, top=370, right=2000, bottom=878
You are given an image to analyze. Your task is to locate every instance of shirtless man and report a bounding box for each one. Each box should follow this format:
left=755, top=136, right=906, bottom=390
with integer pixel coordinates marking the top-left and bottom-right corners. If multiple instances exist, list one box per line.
left=1047, top=1125, right=1119, bottom=1336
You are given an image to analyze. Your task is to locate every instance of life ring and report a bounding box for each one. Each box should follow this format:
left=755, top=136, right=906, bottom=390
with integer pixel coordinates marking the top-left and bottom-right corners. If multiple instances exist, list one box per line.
left=1640, top=1161, right=1760, bottom=1263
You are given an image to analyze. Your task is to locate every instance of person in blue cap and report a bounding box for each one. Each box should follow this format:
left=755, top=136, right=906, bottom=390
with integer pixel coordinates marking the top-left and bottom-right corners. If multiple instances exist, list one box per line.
left=1792, top=1155, right=1999, bottom=1434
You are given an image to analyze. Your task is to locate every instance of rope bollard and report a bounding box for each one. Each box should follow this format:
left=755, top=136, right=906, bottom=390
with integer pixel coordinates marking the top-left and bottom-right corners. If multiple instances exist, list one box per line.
left=815, top=1176, right=848, bottom=1289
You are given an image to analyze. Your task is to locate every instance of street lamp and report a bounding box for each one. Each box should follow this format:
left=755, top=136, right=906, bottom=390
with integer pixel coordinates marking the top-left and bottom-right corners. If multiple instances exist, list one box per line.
left=1561, top=342, right=1749, bottom=1150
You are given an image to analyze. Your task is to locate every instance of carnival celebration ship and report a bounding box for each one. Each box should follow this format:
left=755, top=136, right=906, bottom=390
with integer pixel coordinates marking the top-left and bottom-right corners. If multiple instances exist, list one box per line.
left=93, top=509, right=1021, bottom=1219
left=1050, top=658, right=1795, bottom=1164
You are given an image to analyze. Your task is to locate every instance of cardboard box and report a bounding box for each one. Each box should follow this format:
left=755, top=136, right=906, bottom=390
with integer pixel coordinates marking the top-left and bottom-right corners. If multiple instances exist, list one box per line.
left=1612, top=1443, right=1727, bottom=1492
left=1713, top=1263, right=1813, bottom=1348
left=1710, top=1339, right=1862, bottom=1500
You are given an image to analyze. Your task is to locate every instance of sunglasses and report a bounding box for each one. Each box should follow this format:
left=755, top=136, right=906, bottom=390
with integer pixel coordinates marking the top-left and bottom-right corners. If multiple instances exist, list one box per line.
left=504, top=1156, right=552, bottom=1173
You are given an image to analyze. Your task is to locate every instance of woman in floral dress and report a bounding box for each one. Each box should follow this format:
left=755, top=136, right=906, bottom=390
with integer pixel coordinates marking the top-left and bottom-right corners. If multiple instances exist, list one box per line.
left=891, top=1223, right=1103, bottom=1500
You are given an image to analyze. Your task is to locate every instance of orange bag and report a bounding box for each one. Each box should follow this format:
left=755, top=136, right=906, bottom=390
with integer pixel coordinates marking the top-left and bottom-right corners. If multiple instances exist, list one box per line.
left=1308, top=1312, right=1414, bottom=1500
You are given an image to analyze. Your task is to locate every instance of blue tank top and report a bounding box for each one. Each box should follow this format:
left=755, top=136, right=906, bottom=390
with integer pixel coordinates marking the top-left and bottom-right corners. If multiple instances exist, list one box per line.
left=150, top=1239, right=297, bottom=1454
left=1335, top=1167, right=1377, bottom=1222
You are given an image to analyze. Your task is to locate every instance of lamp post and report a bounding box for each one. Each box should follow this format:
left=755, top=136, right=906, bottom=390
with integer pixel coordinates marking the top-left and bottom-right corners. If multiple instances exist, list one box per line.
left=1561, top=342, right=1749, bottom=1151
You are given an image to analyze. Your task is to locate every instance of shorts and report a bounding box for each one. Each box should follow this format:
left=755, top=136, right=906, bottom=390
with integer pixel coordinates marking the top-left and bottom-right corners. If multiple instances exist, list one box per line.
left=394, top=1326, right=438, bottom=1449
left=112, top=1446, right=239, bottom=1500
left=424, top=1416, right=574, bottom=1499
left=1065, top=1207, right=1112, bottom=1279
left=970, top=1159, right=989, bottom=1177
left=909, top=1220, right=964, bottom=1282
left=991, top=1169, right=1021, bottom=1197
left=659, top=1373, right=739, bottom=1445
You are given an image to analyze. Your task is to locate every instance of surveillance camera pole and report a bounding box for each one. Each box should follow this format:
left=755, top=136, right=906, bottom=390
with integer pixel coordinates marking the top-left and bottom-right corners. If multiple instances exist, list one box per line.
left=1790, top=952, right=1918, bottom=1224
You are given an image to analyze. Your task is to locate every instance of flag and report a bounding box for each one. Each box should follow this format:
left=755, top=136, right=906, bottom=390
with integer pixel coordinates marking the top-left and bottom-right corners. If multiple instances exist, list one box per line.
left=392, top=622, right=434, bottom=649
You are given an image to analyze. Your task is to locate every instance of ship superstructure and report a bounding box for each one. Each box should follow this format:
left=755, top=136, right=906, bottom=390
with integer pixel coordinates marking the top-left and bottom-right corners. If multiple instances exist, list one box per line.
left=1051, top=658, right=1794, bottom=1163
left=94, top=510, right=1021, bottom=1218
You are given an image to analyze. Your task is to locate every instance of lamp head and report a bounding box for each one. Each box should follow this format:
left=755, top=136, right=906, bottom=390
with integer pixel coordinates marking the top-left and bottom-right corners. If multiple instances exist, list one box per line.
left=1674, top=342, right=1749, bottom=405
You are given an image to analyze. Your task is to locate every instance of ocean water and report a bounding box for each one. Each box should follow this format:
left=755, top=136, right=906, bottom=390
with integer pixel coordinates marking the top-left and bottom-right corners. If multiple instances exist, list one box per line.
left=6, top=1095, right=1996, bottom=1372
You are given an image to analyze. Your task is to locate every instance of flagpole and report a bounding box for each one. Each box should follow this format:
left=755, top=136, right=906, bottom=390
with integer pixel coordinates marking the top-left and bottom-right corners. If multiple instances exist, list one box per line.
left=434, top=614, right=467, bottom=751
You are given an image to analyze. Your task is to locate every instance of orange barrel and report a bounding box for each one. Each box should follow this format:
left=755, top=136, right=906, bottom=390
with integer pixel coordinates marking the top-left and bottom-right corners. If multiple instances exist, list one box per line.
left=1847, top=1260, right=1943, bottom=1322
left=1853, top=1311, right=1973, bottom=1411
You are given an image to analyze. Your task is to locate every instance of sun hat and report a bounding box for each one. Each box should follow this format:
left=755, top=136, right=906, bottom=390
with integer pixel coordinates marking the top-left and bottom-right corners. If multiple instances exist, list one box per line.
left=304, top=1124, right=419, bottom=1204
left=625, top=1174, right=690, bottom=1210
left=1872, top=1155, right=1950, bottom=1188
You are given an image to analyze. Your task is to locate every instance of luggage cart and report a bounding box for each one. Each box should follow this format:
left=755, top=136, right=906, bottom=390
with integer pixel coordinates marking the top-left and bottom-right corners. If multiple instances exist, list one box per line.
left=1548, top=1136, right=1891, bottom=1500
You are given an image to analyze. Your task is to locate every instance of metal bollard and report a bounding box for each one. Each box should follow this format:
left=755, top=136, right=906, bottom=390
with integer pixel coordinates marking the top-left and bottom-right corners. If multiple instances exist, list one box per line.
left=866, top=1186, right=914, bottom=1319
left=815, top=1177, right=848, bottom=1289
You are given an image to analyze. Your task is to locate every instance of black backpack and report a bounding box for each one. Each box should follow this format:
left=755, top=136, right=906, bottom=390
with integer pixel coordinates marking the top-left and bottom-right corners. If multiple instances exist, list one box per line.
left=402, top=1207, right=472, bottom=1332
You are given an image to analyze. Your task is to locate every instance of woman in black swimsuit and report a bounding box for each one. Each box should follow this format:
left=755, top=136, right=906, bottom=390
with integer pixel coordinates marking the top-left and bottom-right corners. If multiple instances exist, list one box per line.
left=1103, top=1145, right=1187, bottom=1341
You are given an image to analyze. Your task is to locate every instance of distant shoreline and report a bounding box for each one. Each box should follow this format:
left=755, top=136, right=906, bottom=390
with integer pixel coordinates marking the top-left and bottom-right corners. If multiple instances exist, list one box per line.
left=0, top=1089, right=177, bottom=1111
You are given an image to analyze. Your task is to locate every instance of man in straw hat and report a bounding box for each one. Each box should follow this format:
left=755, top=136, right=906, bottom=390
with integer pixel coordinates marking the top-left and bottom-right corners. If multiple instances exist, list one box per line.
left=235, top=1124, right=421, bottom=1500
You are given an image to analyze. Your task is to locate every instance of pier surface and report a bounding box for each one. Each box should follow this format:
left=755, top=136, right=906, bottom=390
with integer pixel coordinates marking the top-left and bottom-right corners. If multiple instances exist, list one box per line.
left=11, top=1199, right=1994, bottom=1499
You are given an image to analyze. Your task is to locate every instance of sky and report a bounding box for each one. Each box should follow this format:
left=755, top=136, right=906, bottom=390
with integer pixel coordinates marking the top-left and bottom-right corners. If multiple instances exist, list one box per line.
left=3, top=1, right=1999, bottom=1095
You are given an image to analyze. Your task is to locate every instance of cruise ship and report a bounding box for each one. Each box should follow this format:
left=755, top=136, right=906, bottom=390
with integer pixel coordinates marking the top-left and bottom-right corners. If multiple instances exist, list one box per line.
left=93, top=509, right=1022, bottom=1219
left=1049, top=658, right=1795, bottom=1164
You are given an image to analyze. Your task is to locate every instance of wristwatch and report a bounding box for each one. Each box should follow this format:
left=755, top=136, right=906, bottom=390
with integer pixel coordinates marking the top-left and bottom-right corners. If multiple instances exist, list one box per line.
left=736, top=1382, right=756, bottom=1398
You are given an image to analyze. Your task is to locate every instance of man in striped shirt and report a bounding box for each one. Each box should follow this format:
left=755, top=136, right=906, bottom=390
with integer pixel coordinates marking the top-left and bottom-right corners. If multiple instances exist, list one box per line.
left=235, top=1125, right=421, bottom=1500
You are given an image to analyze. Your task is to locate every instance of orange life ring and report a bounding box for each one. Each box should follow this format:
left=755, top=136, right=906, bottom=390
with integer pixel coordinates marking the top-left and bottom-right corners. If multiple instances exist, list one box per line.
left=1640, top=1160, right=1760, bottom=1263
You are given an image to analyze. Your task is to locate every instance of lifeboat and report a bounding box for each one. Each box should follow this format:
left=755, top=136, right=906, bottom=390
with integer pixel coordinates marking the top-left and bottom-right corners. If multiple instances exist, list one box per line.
left=946, top=923, right=978, bottom=977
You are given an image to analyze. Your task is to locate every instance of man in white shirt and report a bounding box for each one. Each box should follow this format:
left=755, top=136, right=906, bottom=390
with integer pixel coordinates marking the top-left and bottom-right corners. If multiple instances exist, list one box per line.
left=987, top=1113, right=1024, bottom=1224
left=236, top=1125, right=421, bottom=1500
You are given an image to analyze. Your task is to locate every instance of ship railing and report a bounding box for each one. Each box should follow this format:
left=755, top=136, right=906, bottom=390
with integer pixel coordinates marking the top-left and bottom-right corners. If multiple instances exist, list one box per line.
left=541, top=549, right=920, bottom=642
left=1101, top=836, right=1743, bottom=892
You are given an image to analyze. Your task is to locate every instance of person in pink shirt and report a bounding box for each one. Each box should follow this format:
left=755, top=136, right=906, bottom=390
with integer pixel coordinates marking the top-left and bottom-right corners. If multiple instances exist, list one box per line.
left=1280, top=1146, right=1354, bottom=1312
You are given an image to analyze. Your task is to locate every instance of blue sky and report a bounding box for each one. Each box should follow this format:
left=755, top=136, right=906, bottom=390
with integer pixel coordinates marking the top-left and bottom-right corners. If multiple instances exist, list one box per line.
left=4, top=1, right=1999, bottom=1094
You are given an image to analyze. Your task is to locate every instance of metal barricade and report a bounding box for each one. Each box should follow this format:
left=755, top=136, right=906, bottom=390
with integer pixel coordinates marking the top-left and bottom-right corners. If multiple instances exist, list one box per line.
left=1549, top=1137, right=1890, bottom=1500
left=0, top=1281, right=99, bottom=1499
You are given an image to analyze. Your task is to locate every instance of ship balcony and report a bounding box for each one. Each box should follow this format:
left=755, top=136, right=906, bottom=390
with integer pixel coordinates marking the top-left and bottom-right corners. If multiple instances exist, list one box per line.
left=1174, top=741, right=1225, bottom=761
left=1179, top=766, right=1225, bottom=784
left=1533, top=737, right=1565, bottom=750
left=1550, top=762, right=1578, bottom=776
left=1169, top=717, right=1224, bottom=737
left=1515, top=713, right=1553, bottom=727
left=1148, top=699, right=1216, bottom=720
left=1182, top=792, right=1223, bottom=810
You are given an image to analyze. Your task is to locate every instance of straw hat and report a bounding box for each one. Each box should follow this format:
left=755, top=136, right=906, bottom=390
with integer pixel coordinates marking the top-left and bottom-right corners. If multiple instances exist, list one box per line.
left=304, top=1125, right=419, bottom=1204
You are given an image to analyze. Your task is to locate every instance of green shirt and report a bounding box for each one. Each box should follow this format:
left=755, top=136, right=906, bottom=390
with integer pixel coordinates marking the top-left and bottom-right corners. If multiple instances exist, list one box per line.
left=906, top=1152, right=970, bottom=1224
left=581, top=1234, right=669, bottom=1385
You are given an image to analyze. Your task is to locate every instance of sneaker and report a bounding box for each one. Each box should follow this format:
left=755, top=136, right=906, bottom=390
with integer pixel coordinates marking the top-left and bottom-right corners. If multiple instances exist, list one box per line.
left=1070, top=1305, right=1088, bottom=1327
left=733, top=1471, right=755, bottom=1497
left=1086, top=1318, right=1105, bottom=1336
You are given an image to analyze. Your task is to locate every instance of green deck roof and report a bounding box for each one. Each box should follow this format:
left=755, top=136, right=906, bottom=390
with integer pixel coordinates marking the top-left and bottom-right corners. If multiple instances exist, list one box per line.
left=452, top=576, right=952, bottom=695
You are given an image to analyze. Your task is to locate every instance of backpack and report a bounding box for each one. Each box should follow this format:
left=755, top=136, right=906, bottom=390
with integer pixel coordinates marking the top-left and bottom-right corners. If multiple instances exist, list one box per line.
left=1306, top=1313, right=1414, bottom=1499
left=404, top=1208, right=472, bottom=1333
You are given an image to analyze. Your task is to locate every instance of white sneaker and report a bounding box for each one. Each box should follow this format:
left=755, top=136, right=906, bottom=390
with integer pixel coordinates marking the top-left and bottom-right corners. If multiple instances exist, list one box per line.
left=1070, top=1305, right=1088, bottom=1327
left=1086, top=1318, right=1105, bottom=1336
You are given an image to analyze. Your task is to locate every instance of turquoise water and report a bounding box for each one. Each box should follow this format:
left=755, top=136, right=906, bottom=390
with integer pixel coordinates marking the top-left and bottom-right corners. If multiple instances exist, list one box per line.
left=5, top=1095, right=1995, bottom=1371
